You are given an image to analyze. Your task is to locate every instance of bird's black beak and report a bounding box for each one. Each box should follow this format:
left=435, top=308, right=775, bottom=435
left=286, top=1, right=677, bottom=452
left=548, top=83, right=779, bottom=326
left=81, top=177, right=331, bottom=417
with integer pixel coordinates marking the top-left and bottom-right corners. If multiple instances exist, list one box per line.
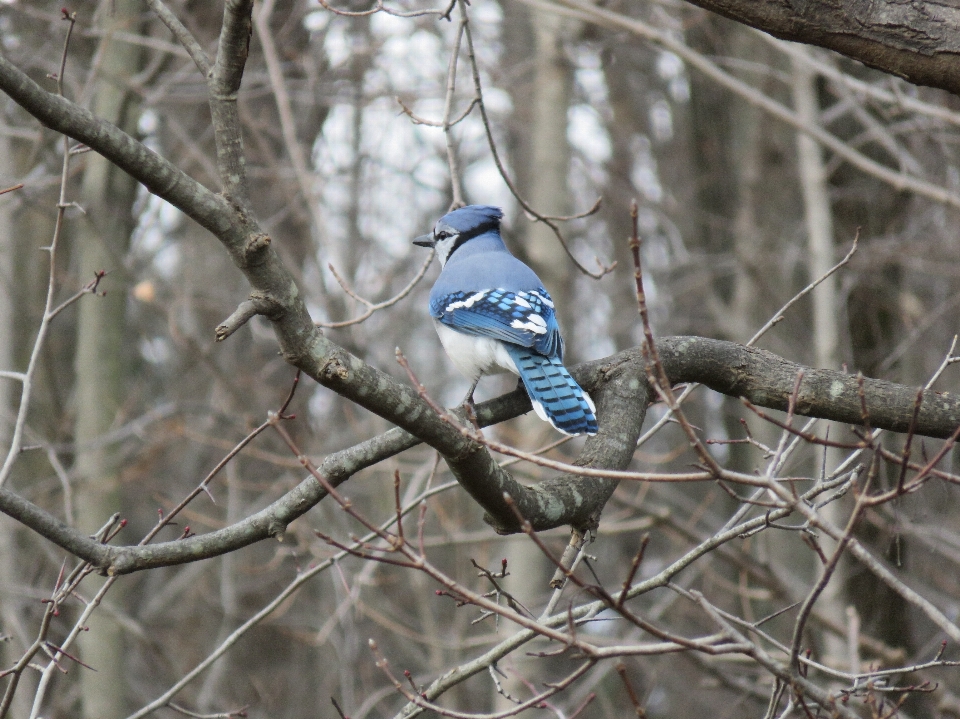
left=413, top=233, right=435, bottom=248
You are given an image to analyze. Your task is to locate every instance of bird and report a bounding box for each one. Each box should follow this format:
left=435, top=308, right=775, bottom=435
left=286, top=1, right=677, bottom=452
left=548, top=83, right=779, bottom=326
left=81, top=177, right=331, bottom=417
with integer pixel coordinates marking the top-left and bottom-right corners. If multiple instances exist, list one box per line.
left=413, top=205, right=598, bottom=436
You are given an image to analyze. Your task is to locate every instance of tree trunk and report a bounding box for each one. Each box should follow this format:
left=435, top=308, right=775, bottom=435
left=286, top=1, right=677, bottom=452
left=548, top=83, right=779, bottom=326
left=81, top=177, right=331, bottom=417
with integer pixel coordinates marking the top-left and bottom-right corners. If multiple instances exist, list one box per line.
left=520, top=5, right=577, bottom=335
left=0, top=130, right=34, bottom=719
left=71, top=2, right=143, bottom=716
left=791, top=49, right=848, bottom=668
left=498, top=4, right=580, bottom=708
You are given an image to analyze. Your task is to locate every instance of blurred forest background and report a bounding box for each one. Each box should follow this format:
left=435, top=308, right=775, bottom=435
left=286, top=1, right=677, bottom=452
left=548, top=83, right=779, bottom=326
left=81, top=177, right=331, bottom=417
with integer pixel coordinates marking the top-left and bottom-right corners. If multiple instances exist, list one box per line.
left=2, top=0, right=960, bottom=717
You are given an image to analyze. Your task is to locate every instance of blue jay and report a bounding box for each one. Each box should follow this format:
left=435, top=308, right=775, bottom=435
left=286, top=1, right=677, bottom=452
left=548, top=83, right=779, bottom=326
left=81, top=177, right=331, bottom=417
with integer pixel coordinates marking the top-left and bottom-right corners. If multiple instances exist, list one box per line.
left=414, top=205, right=598, bottom=436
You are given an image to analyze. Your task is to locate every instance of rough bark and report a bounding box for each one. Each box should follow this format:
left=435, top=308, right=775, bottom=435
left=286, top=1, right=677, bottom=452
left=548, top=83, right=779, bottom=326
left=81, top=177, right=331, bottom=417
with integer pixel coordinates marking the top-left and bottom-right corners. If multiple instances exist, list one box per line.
left=683, top=0, right=960, bottom=96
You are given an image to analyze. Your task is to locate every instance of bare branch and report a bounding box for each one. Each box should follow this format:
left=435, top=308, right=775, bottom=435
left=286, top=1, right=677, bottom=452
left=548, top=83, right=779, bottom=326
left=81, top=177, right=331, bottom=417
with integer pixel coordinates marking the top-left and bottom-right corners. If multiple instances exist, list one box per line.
left=209, top=0, right=254, bottom=203
left=318, top=250, right=435, bottom=329
left=145, top=0, right=212, bottom=76
left=458, top=0, right=613, bottom=279
left=532, top=0, right=960, bottom=211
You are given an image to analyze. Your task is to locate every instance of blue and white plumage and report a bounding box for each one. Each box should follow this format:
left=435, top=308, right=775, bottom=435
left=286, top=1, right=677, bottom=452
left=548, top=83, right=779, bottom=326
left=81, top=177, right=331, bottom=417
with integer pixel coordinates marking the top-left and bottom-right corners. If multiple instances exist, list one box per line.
left=414, top=205, right=598, bottom=436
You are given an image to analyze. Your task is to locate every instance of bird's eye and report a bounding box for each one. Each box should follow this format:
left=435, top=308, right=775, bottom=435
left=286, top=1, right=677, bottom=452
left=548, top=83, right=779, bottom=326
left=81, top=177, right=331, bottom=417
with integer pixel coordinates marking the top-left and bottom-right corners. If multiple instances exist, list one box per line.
left=436, top=230, right=452, bottom=241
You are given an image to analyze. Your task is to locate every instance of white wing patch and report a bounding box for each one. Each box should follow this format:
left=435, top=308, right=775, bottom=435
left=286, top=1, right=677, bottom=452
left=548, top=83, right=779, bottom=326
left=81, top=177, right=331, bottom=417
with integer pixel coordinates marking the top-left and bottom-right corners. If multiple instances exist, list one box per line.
left=445, top=291, right=488, bottom=312
left=512, top=295, right=532, bottom=309
left=511, top=314, right=548, bottom=335
left=528, top=290, right=554, bottom=308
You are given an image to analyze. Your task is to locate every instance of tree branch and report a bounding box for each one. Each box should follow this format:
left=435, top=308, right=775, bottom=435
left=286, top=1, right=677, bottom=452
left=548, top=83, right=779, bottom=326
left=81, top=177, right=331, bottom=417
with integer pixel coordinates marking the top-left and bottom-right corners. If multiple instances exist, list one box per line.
left=145, top=0, right=212, bottom=76
left=209, top=0, right=254, bottom=203
left=0, top=55, right=232, bottom=238
left=539, top=0, right=960, bottom=210
left=2, top=337, right=957, bottom=574
left=681, top=0, right=960, bottom=97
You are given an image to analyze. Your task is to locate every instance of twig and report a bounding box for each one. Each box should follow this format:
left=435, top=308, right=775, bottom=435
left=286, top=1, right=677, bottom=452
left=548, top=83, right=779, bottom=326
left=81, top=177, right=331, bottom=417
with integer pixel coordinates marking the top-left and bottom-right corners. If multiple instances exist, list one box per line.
left=536, top=0, right=960, bottom=211
left=441, top=11, right=468, bottom=207
left=748, top=233, right=858, bottom=346
left=145, top=0, right=212, bottom=75
left=396, top=96, right=478, bottom=128
left=458, top=0, right=612, bottom=279
left=788, top=492, right=866, bottom=672
left=0, top=9, right=78, bottom=492
left=330, top=697, right=348, bottom=719
left=895, top=389, right=924, bottom=494
left=166, top=702, right=248, bottom=719
left=616, top=535, right=649, bottom=609
left=318, top=250, right=435, bottom=329
left=548, top=527, right=589, bottom=590
left=317, top=0, right=458, bottom=18
left=616, top=663, right=646, bottom=717
left=629, top=200, right=722, bottom=476
left=47, top=269, right=106, bottom=320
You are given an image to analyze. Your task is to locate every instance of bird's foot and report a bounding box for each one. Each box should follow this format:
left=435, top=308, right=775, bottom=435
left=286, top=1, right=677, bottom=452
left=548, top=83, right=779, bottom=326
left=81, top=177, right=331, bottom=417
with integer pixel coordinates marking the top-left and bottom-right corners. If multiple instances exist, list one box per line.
left=460, top=378, right=481, bottom=430
left=461, top=398, right=481, bottom=430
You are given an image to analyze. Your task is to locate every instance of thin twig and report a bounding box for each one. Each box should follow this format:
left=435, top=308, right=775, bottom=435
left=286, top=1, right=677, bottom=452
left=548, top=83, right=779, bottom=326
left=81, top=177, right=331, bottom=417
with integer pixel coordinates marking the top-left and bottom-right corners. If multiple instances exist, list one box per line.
left=0, top=9, right=78, bottom=492
left=145, top=0, right=212, bottom=75
left=318, top=250, right=435, bottom=329
left=317, top=0, right=458, bottom=18
left=458, top=0, right=612, bottom=278
left=535, top=0, right=960, bottom=211
left=441, top=11, right=468, bottom=207
left=748, top=233, right=859, bottom=346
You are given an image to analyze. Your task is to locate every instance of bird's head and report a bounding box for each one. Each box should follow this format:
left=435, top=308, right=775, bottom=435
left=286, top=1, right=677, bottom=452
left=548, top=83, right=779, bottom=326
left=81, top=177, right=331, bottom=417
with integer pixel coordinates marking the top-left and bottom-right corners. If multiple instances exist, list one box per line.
left=413, top=205, right=503, bottom=267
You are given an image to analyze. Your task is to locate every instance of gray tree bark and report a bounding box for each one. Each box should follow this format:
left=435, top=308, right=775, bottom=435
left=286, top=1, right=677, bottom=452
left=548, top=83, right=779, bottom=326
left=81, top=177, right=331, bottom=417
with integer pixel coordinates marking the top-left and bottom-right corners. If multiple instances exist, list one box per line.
left=522, top=7, right=576, bottom=313
left=70, top=2, right=143, bottom=716
left=682, top=0, right=960, bottom=95
left=791, top=48, right=848, bottom=666
left=0, top=128, right=33, bottom=719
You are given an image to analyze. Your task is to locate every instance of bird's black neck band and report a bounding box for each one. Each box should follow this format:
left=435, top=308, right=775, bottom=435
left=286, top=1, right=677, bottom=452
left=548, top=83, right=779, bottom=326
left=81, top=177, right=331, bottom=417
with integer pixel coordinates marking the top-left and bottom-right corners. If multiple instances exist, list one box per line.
left=447, top=219, right=501, bottom=260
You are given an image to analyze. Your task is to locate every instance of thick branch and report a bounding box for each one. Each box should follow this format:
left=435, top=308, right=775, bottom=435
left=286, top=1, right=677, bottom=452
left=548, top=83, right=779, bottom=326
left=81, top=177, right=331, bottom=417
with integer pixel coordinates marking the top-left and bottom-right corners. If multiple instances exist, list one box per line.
left=654, top=337, right=960, bottom=438
left=0, top=55, right=233, bottom=239
left=4, top=337, right=958, bottom=573
left=209, top=0, right=253, bottom=203
left=683, top=0, right=960, bottom=97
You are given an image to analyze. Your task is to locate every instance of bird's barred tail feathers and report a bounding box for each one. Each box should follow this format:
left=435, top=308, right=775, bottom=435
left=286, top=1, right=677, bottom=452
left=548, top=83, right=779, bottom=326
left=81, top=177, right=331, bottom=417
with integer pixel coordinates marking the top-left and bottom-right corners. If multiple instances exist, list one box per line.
left=505, top=346, right=598, bottom=436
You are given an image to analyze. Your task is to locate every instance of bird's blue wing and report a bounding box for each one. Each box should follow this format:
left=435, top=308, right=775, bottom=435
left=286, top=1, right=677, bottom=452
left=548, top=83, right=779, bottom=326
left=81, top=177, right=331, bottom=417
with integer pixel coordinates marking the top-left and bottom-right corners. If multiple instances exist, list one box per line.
left=430, top=289, right=564, bottom=359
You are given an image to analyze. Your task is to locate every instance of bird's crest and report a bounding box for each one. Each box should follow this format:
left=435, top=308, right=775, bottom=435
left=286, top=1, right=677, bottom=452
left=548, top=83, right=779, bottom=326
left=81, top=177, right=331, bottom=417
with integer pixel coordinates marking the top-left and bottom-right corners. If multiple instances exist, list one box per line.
left=422, top=205, right=504, bottom=267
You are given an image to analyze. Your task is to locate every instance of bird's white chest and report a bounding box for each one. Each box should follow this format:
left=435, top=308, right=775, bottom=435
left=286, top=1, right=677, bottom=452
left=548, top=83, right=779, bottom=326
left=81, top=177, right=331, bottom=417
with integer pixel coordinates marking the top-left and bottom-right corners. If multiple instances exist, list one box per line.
left=434, top=321, right=518, bottom=381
